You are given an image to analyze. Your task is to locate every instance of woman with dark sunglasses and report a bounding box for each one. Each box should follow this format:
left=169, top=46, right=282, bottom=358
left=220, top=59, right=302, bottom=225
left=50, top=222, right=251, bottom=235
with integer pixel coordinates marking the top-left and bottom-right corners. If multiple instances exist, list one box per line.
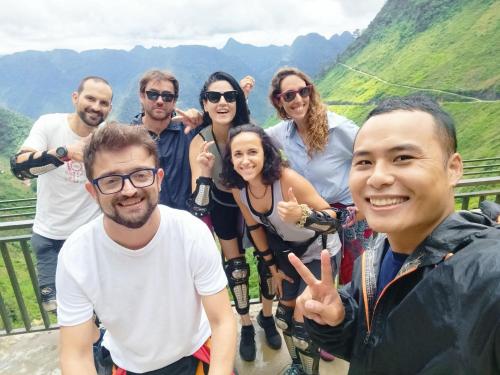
left=220, top=124, right=342, bottom=375
left=187, top=71, right=281, bottom=362
left=266, top=67, right=373, bottom=361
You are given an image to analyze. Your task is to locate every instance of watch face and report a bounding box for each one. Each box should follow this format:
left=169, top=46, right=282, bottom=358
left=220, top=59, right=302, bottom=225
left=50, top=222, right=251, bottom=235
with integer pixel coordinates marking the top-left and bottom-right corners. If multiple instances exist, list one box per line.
left=56, top=146, right=68, bottom=159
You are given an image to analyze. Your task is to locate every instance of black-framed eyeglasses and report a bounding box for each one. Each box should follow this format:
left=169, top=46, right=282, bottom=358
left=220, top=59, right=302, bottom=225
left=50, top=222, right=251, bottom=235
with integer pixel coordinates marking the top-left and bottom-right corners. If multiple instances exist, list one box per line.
left=92, top=168, right=158, bottom=194
left=275, top=85, right=312, bottom=103
left=204, top=90, right=238, bottom=103
left=145, top=90, right=177, bottom=103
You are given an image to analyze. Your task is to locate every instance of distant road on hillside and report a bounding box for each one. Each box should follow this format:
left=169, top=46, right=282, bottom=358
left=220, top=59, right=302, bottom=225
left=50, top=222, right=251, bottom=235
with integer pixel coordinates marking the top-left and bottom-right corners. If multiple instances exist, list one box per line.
left=337, top=63, right=498, bottom=103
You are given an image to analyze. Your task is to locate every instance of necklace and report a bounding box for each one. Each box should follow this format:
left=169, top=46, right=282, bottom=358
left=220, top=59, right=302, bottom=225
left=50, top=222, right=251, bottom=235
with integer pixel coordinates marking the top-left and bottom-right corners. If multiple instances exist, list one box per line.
left=248, top=184, right=268, bottom=199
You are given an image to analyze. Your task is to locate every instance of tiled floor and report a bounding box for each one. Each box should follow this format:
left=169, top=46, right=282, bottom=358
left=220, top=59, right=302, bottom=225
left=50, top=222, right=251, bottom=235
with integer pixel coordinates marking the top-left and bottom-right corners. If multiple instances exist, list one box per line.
left=235, top=304, right=349, bottom=375
left=0, top=305, right=349, bottom=375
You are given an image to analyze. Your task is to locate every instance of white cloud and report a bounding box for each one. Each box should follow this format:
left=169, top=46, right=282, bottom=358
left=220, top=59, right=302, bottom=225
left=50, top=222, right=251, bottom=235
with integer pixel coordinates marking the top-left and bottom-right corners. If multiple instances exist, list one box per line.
left=0, top=0, right=386, bottom=55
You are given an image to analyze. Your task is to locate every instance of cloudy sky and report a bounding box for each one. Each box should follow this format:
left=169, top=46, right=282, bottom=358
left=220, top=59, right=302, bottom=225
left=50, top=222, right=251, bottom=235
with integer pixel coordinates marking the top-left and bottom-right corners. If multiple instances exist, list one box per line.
left=0, top=0, right=386, bottom=55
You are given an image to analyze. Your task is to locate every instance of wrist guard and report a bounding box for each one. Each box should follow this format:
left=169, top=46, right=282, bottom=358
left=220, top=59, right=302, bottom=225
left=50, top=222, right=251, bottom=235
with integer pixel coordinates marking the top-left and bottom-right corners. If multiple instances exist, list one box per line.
left=187, top=176, right=213, bottom=217
left=10, top=151, right=64, bottom=180
left=297, top=204, right=340, bottom=234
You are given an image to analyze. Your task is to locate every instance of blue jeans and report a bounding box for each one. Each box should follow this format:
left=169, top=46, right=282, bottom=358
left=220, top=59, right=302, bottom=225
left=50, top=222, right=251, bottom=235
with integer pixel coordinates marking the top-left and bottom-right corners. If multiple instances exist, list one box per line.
left=31, top=233, right=65, bottom=287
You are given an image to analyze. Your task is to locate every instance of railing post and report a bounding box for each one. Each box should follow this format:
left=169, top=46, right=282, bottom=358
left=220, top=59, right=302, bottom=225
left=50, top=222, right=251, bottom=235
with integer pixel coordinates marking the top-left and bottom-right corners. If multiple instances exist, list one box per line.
left=0, top=242, right=32, bottom=331
left=461, top=197, right=470, bottom=210
left=20, top=239, right=51, bottom=328
left=0, top=289, right=13, bottom=334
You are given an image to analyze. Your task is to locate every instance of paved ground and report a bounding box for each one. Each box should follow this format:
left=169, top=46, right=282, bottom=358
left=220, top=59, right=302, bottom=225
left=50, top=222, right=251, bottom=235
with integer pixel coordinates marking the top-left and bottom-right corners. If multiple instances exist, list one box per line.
left=0, top=305, right=349, bottom=375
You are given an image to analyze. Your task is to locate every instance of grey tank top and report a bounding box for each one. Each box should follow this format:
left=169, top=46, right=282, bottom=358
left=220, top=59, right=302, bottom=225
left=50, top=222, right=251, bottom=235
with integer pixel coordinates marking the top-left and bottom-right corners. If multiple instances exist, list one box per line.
left=199, top=125, right=227, bottom=192
left=240, top=180, right=341, bottom=262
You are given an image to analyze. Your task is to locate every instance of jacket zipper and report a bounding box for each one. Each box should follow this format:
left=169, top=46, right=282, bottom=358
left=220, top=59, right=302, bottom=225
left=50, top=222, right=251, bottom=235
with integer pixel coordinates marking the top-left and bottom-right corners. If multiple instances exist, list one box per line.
left=362, top=260, right=418, bottom=343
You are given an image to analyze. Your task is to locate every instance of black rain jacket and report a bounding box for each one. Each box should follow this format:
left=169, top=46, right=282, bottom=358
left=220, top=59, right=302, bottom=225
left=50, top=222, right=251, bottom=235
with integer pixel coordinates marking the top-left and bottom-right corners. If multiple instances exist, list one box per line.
left=306, top=211, right=500, bottom=374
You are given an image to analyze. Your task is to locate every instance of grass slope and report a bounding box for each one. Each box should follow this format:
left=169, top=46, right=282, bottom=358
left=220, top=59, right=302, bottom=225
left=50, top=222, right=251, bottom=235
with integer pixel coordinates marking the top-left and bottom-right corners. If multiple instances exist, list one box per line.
left=316, top=0, right=499, bottom=160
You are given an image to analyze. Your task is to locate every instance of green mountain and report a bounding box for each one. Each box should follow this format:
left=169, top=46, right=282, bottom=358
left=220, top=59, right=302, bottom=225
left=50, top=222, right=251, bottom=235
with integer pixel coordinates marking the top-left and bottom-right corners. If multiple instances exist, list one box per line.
left=0, top=107, right=35, bottom=200
left=318, top=0, right=500, bottom=158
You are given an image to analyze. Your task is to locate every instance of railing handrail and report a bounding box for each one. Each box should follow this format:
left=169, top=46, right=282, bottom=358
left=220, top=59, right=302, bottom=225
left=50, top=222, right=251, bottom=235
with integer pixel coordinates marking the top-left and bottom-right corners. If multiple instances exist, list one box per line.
left=0, top=220, right=34, bottom=231
left=456, top=176, right=500, bottom=187
left=0, top=198, right=36, bottom=205
left=463, top=156, right=500, bottom=163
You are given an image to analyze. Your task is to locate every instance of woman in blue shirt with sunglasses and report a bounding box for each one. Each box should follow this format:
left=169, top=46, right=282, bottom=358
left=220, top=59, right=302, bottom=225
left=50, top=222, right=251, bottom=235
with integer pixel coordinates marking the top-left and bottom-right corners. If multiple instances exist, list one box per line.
left=188, top=71, right=281, bottom=362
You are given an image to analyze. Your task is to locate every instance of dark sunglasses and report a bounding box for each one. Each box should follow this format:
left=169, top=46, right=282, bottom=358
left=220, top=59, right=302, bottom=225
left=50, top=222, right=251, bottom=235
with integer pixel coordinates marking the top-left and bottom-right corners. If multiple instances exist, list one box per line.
left=145, top=90, right=176, bottom=103
left=276, top=85, right=312, bottom=103
left=204, top=90, right=238, bottom=103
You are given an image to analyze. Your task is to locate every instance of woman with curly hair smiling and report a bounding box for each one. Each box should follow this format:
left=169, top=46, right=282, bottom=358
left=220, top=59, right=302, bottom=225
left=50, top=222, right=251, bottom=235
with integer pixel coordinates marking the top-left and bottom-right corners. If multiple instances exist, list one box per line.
left=221, top=124, right=342, bottom=375
left=266, top=67, right=373, bottom=362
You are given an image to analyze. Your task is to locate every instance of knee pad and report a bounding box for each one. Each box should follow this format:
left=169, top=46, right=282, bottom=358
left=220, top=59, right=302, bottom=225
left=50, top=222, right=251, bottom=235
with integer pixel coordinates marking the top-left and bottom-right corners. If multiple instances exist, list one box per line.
left=224, top=257, right=249, bottom=315
left=275, top=303, right=294, bottom=334
left=256, top=253, right=275, bottom=300
left=293, top=320, right=320, bottom=375
left=275, top=303, right=297, bottom=362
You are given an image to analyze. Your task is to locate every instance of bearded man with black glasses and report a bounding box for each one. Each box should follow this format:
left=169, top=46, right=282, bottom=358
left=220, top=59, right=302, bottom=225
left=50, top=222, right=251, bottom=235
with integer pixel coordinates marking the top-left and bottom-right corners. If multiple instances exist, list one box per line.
left=132, top=70, right=202, bottom=211
left=57, top=123, right=236, bottom=375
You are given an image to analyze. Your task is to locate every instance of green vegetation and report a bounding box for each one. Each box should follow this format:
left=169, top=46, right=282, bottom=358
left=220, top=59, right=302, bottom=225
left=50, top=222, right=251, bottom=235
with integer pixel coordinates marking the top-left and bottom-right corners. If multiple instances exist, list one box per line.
left=0, top=107, right=33, bottom=158
left=327, top=0, right=499, bottom=99
left=0, top=107, right=36, bottom=201
left=0, top=239, right=57, bottom=331
left=316, top=0, right=499, bottom=159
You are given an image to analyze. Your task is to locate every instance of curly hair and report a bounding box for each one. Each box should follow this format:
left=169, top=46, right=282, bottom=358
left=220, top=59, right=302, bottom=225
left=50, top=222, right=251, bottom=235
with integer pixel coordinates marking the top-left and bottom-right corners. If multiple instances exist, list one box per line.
left=221, top=124, right=287, bottom=189
left=269, top=67, right=328, bottom=156
left=199, top=71, right=250, bottom=127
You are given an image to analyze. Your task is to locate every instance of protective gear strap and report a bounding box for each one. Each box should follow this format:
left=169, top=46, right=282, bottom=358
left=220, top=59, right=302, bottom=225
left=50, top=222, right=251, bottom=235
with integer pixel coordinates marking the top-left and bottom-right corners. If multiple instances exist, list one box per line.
left=224, top=257, right=250, bottom=315
left=247, top=223, right=262, bottom=232
left=304, top=210, right=340, bottom=235
left=10, top=151, right=64, bottom=180
left=187, top=176, right=213, bottom=217
left=292, top=320, right=320, bottom=375
left=275, top=304, right=299, bottom=363
left=256, top=253, right=275, bottom=300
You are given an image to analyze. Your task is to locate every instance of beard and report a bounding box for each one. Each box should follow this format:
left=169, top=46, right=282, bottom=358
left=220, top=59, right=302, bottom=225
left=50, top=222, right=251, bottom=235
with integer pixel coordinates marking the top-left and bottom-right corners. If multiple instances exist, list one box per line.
left=144, top=105, right=173, bottom=121
left=78, top=109, right=104, bottom=127
left=101, top=192, right=158, bottom=229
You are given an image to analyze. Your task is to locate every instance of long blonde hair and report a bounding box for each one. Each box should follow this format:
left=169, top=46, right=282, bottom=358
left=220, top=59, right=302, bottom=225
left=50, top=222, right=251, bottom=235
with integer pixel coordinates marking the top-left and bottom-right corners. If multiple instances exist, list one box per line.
left=269, top=67, right=328, bottom=156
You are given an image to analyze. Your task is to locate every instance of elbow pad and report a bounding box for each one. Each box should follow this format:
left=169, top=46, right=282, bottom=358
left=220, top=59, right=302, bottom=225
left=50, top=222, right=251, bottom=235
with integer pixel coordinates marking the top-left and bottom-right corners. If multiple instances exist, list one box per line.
left=187, top=176, right=213, bottom=217
left=10, top=151, right=64, bottom=180
left=303, top=209, right=340, bottom=235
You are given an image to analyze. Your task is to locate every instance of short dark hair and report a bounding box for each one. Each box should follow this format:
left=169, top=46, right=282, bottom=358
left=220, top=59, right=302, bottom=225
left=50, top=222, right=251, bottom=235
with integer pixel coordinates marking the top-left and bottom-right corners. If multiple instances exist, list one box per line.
left=84, top=122, right=159, bottom=180
left=221, top=124, right=286, bottom=189
left=77, top=76, right=112, bottom=94
left=199, top=71, right=250, bottom=127
left=367, top=95, right=457, bottom=157
left=139, top=70, right=179, bottom=98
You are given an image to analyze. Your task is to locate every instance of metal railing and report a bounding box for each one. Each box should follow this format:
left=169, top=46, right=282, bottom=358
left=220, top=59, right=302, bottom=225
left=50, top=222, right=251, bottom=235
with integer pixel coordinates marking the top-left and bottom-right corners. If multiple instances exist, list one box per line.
left=463, top=157, right=500, bottom=177
left=0, top=221, right=57, bottom=336
left=455, top=176, right=500, bottom=210
left=0, top=173, right=499, bottom=336
left=0, top=198, right=36, bottom=221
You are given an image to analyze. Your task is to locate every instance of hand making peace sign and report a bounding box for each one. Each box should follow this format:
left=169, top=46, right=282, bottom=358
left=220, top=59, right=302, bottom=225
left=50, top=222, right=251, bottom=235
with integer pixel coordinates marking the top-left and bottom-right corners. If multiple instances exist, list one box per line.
left=196, top=141, right=215, bottom=177
left=288, top=249, right=345, bottom=326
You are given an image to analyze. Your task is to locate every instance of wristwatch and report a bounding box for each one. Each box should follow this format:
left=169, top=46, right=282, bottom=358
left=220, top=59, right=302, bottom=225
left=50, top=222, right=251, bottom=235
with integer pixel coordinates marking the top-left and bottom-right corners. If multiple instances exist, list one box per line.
left=55, top=146, right=70, bottom=162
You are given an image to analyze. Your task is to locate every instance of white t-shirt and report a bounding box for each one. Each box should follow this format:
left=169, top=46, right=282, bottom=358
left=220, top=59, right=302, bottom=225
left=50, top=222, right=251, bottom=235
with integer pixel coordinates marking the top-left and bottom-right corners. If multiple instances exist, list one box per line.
left=56, top=205, right=227, bottom=373
left=21, top=113, right=100, bottom=239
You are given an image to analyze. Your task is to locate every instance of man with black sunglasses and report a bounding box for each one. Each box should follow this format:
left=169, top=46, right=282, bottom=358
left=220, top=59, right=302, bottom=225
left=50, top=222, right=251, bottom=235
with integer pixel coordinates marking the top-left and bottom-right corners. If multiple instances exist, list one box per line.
left=10, top=76, right=113, bottom=313
left=133, top=69, right=203, bottom=211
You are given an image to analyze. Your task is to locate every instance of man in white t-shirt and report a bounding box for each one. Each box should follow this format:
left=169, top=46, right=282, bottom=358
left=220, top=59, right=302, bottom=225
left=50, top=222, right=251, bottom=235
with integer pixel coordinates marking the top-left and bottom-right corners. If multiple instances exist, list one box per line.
left=10, top=76, right=113, bottom=312
left=57, top=123, right=236, bottom=374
